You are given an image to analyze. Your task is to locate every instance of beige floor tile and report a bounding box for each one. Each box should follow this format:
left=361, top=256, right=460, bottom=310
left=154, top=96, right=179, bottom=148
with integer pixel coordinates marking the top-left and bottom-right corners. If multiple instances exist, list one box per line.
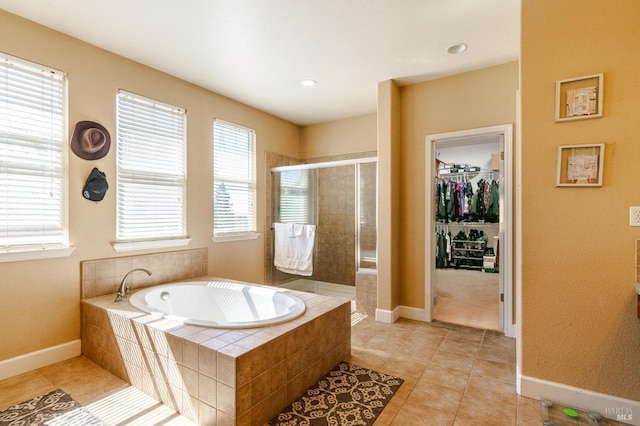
left=374, top=393, right=405, bottom=424
left=348, top=346, right=393, bottom=369
left=381, top=354, right=430, bottom=380
left=420, top=363, right=471, bottom=392
left=0, top=370, right=54, bottom=410
left=457, top=374, right=517, bottom=424
left=392, top=403, right=457, bottom=426
left=476, top=342, right=515, bottom=365
left=432, top=349, right=476, bottom=373
left=408, top=380, right=465, bottom=415
left=36, top=356, right=129, bottom=405
left=440, top=336, right=482, bottom=356
left=516, top=395, right=543, bottom=425
left=471, top=358, right=515, bottom=384
left=446, top=326, right=485, bottom=344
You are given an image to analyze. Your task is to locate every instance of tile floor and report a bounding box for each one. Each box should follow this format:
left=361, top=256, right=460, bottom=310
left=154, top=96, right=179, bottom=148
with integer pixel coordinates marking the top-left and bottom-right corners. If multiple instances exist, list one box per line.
left=0, top=316, right=628, bottom=425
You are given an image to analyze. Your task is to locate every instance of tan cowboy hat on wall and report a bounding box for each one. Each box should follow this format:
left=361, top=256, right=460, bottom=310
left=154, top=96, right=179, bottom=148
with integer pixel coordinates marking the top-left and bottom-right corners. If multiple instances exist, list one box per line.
left=70, top=121, right=111, bottom=160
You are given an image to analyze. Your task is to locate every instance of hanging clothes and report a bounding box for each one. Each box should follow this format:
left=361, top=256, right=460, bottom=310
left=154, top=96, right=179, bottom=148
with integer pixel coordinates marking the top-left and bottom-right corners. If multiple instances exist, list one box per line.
left=435, top=230, right=446, bottom=268
left=486, top=179, right=500, bottom=223
left=475, top=179, right=486, bottom=221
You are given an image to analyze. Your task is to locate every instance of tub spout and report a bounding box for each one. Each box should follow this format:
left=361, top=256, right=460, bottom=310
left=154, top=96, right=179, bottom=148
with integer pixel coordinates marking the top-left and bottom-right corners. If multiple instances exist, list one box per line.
left=115, top=268, right=152, bottom=302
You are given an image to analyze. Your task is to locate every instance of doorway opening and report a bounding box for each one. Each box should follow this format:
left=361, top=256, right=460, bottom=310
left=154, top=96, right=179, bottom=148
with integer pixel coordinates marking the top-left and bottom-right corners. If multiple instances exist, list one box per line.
left=425, top=125, right=515, bottom=337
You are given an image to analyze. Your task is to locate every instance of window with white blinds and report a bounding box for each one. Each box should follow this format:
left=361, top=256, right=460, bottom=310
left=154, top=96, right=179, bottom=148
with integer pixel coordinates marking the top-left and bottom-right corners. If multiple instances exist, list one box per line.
left=116, top=90, right=186, bottom=244
left=0, top=53, right=68, bottom=253
left=278, top=169, right=313, bottom=224
left=213, top=119, right=257, bottom=240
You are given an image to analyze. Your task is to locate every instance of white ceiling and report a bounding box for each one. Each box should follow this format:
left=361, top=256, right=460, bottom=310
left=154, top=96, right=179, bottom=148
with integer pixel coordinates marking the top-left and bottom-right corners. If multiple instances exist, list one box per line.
left=0, top=0, right=520, bottom=126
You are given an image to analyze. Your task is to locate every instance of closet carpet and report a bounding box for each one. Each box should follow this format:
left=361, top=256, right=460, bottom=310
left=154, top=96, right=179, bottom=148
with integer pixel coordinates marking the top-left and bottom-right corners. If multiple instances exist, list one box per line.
left=433, top=268, right=500, bottom=331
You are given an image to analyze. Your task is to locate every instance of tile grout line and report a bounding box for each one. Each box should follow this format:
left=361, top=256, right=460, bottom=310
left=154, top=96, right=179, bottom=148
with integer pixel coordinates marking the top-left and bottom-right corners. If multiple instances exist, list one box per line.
left=450, top=329, right=485, bottom=424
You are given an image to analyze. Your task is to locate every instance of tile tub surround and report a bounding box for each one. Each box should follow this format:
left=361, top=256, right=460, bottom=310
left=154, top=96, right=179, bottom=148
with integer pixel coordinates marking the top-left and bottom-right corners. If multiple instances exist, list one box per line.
left=81, top=248, right=209, bottom=299
left=81, top=286, right=351, bottom=425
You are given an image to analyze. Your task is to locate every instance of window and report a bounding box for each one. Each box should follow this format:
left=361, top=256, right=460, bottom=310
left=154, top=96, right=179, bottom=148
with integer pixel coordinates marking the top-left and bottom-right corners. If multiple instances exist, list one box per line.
left=213, top=119, right=258, bottom=241
left=115, top=90, right=188, bottom=251
left=277, top=169, right=314, bottom=224
left=0, top=53, right=72, bottom=260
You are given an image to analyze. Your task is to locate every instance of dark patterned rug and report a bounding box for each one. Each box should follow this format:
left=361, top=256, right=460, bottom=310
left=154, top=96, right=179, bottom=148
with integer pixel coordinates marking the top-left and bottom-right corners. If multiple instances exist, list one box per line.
left=0, top=389, right=105, bottom=426
left=269, top=361, right=404, bottom=425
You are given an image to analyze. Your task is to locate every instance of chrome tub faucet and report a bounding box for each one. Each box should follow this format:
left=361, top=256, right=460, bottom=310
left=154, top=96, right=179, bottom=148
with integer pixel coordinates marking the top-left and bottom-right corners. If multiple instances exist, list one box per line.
left=114, top=268, right=152, bottom=302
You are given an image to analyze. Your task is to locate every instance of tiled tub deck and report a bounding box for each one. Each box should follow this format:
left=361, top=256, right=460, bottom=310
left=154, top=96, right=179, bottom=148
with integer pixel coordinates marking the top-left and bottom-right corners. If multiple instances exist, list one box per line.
left=81, top=282, right=351, bottom=425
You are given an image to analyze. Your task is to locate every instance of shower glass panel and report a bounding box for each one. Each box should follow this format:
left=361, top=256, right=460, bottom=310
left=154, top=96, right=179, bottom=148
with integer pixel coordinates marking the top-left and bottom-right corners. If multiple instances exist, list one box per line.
left=271, top=168, right=317, bottom=225
left=357, top=162, right=377, bottom=270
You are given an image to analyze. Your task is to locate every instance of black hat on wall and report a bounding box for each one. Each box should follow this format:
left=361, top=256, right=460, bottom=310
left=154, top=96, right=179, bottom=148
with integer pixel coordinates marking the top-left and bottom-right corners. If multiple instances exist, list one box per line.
left=83, top=167, right=109, bottom=202
left=70, top=121, right=111, bottom=160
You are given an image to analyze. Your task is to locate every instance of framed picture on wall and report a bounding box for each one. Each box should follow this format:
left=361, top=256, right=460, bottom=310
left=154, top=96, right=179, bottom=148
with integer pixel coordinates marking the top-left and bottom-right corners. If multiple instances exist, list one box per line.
left=555, top=73, right=603, bottom=122
left=555, top=143, right=604, bottom=187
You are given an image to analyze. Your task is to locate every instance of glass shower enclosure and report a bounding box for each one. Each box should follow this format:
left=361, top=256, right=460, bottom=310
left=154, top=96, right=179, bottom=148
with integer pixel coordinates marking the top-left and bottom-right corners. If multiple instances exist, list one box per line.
left=269, top=158, right=377, bottom=294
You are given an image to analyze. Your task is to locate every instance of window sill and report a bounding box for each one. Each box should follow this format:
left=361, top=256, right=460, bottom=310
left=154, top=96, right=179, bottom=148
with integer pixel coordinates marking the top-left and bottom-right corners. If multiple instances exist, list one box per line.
left=212, top=232, right=261, bottom=243
left=0, top=246, right=75, bottom=263
left=112, top=238, right=192, bottom=252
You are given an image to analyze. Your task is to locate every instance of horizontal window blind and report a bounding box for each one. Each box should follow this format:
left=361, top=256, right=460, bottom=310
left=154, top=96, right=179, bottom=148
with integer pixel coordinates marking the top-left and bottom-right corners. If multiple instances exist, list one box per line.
left=116, top=90, right=186, bottom=242
left=213, top=119, right=256, bottom=237
left=0, top=53, right=66, bottom=250
left=278, top=169, right=312, bottom=224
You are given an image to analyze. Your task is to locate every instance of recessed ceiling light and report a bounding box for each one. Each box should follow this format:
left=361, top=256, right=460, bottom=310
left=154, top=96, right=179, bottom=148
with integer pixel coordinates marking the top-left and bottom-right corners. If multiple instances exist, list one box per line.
left=447, top=43, right=468, bottom=54
left=301, top=79, right=317, bottom=87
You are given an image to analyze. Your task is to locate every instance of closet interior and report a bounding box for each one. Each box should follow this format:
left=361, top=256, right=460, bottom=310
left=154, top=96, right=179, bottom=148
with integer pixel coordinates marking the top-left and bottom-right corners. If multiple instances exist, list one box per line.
left=432, top=135, right=503, bottom=331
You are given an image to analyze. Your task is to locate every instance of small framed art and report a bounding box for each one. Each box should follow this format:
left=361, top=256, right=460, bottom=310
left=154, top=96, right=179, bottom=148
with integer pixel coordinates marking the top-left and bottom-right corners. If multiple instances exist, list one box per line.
left=555, top=143, right=604, bottom=187
left=555, top=73, right=603, bottom=122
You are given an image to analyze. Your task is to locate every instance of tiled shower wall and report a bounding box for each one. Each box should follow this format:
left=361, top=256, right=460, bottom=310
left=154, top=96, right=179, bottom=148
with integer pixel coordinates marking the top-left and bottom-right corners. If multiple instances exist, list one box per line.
left=81, top=247, right=208, bottom=299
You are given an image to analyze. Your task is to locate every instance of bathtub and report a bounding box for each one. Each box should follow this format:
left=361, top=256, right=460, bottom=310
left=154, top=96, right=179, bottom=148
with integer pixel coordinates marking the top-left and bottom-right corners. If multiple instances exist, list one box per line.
left=129, top=280, right=306, bottom=328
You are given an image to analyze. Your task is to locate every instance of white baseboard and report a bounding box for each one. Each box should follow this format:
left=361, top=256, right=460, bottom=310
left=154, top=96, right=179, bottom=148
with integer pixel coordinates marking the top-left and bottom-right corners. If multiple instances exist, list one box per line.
left=0, top=340, right=81, bottom=380
left=375, top=305, right=426, bottom=323
left=375, top=306, right=399, bottom=323
left=521, top=375, right=640, bottom=425
left=398, top=305, right=427, bottom=321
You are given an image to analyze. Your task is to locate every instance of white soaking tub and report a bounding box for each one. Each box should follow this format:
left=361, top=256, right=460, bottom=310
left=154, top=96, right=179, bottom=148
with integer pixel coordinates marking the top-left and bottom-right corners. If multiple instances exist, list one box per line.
left=129, top=280, right=306, bottom=328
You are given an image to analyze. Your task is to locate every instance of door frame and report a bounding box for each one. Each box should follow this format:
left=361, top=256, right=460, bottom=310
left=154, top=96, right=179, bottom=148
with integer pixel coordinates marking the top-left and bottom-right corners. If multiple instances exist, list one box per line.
left=425, top=124, right=515, bottom=337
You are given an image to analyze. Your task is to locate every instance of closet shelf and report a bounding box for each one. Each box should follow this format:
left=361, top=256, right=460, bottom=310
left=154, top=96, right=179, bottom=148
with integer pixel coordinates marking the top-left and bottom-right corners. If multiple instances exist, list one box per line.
left=435, top=222, right=498, bottom=227
left=436, top=170, right=500, bottom=179
left=456, top=264, right=483, bottom=270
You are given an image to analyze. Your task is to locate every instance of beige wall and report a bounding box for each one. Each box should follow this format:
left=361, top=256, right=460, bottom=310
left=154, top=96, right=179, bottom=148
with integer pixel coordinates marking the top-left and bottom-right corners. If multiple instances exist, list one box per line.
left=397, top=62, right=518, bottom=308
left=0, top=10, right=300, bottom=362
left=300, top=113, right=377, bottom=159
left=377, top=80, right=402, bottom=311
left=521, top=0, right=640, bottom=400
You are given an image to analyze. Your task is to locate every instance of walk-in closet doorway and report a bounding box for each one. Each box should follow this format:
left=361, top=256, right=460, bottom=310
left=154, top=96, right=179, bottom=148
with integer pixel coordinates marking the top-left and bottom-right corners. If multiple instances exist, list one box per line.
left=425, top=124, right=515, bottom=337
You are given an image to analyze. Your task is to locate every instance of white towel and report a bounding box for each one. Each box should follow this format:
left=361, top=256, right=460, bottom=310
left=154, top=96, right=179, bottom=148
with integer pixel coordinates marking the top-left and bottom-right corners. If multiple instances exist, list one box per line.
left=274, top=223, right=316, bottom=276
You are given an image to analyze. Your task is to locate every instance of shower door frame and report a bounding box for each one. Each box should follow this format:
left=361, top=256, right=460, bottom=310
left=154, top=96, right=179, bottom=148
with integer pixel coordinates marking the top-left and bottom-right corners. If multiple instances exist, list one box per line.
left=270, top=156, right=378, bottom=286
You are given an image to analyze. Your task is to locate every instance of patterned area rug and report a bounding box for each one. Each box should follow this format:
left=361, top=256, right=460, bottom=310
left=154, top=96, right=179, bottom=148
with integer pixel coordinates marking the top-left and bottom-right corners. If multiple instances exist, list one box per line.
left=269, top=362, right=404, bottom=425
left=0, top=389, right=105, bottom=426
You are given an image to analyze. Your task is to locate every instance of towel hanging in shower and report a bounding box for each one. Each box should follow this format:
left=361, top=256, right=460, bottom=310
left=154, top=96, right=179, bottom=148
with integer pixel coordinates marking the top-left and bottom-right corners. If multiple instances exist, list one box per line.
left=274, top=223, right=316, bottom=276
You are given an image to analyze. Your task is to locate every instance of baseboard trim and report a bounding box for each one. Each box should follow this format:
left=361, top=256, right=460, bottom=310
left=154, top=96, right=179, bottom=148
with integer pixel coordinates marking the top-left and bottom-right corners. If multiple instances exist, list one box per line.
left=521, top=375, right=640, bottom=425
left=375, top=306, right=400, bottom=323
left=398, top=305, right=427, bottom=321
left=0, top=340, right=81, bottom=380
left=375, top=305, right=427, bottom=323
